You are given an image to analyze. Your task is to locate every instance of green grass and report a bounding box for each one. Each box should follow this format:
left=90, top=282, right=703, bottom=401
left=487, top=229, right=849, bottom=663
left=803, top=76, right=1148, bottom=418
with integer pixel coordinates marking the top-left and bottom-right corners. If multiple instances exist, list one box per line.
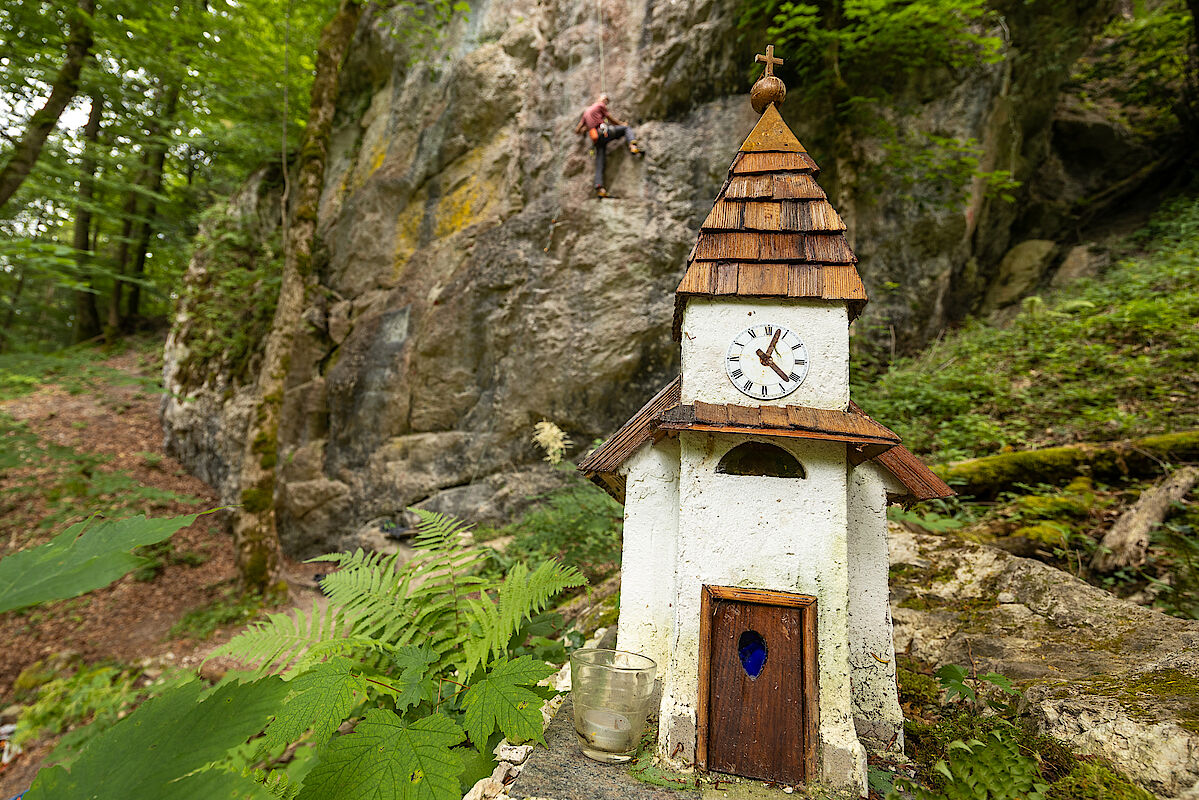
left=476, top=481, right=622, bottom=583
left=168, top=588, right=262, bottom=641
left=854, top=196, right=1199, bottom=463
left=0, top=343, right=160, bottom=402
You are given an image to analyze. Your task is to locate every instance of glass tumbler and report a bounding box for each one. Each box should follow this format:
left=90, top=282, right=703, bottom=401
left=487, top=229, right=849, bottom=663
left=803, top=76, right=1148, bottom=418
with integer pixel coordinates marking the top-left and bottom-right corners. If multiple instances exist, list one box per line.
left=569, top=648, right=657, bottom=763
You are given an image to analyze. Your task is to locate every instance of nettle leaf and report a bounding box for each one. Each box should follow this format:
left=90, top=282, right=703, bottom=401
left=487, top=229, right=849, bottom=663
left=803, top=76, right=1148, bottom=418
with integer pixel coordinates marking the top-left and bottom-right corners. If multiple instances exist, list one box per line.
left=25, top=677, right=286, bottom=800
left=261, top=657, right=369, bottom=753
left=460, top=656, right=555, bottom=750
left=387, top=645, right=439, bottom=713
left=0, top=513, right=198, bottom=613
left=980, top=671, right=1018, bottom=695
left=296, top=710, right=465, bottom=800
left=935, top=663, right=975, bottom=702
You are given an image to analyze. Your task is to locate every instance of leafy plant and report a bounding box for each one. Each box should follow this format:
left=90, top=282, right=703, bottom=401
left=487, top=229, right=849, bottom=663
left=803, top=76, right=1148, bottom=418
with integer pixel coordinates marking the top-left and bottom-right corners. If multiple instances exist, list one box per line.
left=480, top=482, right=622, bottom=582
left=25, top=509, right=585, bottom=799
left=13, top=663, right=191, bottom=762
left=891, top=730, right=1049, bottom=800
left=169, top=588, right=264, bottom=640
left=936, top=664, right=1020, bottom=717
left=0, top=513, right=199, bottom=613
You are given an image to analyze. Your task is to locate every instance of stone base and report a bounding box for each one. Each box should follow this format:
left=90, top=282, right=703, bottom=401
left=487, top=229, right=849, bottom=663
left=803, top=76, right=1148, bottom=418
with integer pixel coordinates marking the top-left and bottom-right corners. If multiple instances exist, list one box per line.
left=509, top=693, right=862, bottom=800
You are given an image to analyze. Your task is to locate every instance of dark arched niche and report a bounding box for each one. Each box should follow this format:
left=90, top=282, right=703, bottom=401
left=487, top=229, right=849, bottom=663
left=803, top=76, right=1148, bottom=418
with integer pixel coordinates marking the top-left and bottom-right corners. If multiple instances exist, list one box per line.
left=716, top=441, right=805, bottom=478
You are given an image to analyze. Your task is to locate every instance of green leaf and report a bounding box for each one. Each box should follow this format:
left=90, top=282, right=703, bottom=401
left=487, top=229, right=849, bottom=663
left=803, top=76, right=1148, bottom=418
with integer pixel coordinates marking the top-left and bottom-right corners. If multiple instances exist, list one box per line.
left=25, top=677, right=287, bottom=800
left=296, top=710, right=465, bottom=800
left=0, top=514, right=198, bottom=613
left=261, top=658, right=369, bottom=753
left=935, top=663, right=976, bottom=703
left=979, top=672, right=1018, bottom=695
left=388, top=645, right=439, bottom=713
left=460, top=656, right=555, bottom=750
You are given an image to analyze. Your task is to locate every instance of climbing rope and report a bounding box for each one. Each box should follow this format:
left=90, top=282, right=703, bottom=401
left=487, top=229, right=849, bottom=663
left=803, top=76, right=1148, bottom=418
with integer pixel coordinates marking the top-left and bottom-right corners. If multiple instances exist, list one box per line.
left=594, top=0, right=606, bottom=94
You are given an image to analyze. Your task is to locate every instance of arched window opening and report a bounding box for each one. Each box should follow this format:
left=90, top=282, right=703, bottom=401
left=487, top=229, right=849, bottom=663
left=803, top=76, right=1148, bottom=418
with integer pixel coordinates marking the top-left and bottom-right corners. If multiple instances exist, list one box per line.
left=716, top=442, right=805, bottom=478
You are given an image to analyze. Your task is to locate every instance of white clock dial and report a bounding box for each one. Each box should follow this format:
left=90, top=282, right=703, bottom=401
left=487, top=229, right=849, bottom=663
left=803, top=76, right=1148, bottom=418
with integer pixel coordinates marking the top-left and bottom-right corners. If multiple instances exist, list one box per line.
left=725, top=324, right=808, bottom=401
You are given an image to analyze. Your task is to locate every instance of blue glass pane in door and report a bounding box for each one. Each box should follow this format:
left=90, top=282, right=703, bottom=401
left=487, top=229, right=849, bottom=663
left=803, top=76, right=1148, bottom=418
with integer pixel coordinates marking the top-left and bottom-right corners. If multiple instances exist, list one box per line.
left=738, top=630, right=767, bottom=678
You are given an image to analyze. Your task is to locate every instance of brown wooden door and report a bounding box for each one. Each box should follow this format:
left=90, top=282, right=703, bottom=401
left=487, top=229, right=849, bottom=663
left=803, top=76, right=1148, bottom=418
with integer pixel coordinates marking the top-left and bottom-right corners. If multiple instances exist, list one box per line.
left=702, top=589, right=813, bottom=784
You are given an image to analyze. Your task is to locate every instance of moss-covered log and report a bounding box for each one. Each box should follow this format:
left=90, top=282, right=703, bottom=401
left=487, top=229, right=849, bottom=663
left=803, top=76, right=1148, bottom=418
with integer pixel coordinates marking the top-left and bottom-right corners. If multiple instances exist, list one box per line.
left=932, top=431, right=1199, bottom=499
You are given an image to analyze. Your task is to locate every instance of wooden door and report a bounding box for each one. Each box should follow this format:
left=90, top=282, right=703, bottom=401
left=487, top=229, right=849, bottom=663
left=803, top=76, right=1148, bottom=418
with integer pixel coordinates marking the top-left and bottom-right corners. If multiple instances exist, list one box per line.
left=698, top=586, right=817, bottom=784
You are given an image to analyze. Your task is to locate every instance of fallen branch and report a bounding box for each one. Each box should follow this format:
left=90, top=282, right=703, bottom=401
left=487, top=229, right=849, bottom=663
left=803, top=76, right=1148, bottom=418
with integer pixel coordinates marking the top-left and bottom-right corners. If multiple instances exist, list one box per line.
left=1090, top=466, right=1198, bottom=573
left=933, top=431, right=1199, bottom=499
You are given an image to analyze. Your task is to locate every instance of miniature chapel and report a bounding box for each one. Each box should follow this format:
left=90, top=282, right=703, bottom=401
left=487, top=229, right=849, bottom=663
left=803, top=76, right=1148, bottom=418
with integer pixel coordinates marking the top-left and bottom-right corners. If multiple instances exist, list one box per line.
left=578, top=47, right=954, bottom=793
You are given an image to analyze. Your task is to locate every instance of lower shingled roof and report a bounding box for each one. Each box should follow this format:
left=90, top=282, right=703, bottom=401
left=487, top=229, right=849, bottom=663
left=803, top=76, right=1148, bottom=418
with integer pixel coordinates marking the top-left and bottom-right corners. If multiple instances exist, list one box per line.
left=577, top=377, right=954, bottom=503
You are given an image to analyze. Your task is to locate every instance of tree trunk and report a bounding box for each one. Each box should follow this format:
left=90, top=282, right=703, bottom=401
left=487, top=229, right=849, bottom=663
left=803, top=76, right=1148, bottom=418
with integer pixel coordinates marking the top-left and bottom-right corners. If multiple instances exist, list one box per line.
left=72, top=92, right=104, bottom=343
left=1091, top=466, right=1199, bottom=573
left=934, top=431, right=1199, bottom=499
left=233, top=0, right=362, bottom=595
left=0, top=0, right=96, bottom=211
left=125, top=85, right=180, bottom=324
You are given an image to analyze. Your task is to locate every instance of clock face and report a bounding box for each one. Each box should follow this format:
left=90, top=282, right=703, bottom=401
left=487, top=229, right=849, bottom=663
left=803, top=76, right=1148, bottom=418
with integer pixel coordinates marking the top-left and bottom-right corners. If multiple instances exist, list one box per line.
left=725, top=324, right=808, bottom=401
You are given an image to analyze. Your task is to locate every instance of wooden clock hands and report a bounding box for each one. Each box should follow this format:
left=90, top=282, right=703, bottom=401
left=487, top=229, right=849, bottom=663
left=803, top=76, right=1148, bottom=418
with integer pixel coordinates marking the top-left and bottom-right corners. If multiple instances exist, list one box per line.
left=756, top=330, right=790, bottom=382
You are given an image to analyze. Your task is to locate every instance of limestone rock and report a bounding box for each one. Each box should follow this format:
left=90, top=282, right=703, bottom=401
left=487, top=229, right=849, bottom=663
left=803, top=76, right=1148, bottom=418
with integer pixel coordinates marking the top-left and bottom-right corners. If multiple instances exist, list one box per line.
left=981, top=239, right=1057, bottom=312
left=1052, top=244, right=1108, bottom=287
left=163, top=0, right=1154, bottom=558
left=890, top=526, right=1199, bottom=797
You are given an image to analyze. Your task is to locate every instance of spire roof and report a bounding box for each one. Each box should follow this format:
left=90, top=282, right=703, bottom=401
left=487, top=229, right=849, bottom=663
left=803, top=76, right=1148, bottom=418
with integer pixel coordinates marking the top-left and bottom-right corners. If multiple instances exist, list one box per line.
left=672, top=103, right=868, bottom=340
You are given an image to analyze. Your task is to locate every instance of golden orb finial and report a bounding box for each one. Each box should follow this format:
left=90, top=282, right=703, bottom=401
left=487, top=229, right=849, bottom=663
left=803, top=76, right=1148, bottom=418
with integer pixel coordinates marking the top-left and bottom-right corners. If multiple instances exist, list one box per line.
left=751, top=45, right=786, bottom=113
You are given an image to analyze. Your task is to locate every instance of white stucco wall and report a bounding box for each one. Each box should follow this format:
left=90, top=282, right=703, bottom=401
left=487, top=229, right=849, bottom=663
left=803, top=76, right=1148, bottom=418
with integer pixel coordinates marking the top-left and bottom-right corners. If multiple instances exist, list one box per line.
left=615, top=439, right=681, bottom=679
left=847, top=462, right=905, bottom=751
left=657, top=432, right=866, bottom=793
left=679, top=298, right=850, bottom=410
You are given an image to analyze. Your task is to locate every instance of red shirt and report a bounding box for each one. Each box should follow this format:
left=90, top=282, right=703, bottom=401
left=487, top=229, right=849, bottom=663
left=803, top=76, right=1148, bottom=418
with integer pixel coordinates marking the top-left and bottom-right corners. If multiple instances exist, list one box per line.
left=581, top=101, right=608, bottom=130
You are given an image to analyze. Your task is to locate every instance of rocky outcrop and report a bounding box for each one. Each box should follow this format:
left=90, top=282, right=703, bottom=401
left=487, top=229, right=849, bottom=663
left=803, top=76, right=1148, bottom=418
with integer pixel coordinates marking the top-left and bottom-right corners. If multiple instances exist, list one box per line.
left=164, top=0, right=1170, bottom=555
left=890, top=527, right=1199, bottom=798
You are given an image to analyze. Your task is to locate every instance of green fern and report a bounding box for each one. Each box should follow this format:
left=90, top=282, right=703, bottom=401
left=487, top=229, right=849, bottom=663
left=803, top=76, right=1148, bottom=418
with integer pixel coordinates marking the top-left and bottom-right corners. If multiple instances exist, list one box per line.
left=462, top=560, right=585, bottom=677
left=209, top=600, right=380, bottom=673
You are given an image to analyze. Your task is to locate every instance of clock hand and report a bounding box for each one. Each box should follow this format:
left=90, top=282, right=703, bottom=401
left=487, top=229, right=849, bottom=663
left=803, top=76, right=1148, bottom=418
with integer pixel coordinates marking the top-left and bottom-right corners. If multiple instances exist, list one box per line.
left=755, top=349, right=791, bottom=382
left=764, top=329, right=782, bottom=358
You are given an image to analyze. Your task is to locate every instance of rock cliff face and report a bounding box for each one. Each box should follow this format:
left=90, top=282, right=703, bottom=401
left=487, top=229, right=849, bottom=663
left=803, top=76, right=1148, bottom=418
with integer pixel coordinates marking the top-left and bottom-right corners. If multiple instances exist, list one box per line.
left=164, top=0, right=1161, bottom=555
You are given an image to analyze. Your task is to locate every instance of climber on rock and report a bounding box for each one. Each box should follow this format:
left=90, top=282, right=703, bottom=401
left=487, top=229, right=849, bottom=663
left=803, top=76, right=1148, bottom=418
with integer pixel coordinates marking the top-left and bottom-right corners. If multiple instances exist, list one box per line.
left=575, top=93, right=641, bottom=197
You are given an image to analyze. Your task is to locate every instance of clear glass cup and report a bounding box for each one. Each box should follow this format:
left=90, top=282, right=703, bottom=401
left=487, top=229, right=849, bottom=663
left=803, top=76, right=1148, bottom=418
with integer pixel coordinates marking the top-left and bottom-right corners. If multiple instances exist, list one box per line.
left=569, top=648, right=657, bottom=763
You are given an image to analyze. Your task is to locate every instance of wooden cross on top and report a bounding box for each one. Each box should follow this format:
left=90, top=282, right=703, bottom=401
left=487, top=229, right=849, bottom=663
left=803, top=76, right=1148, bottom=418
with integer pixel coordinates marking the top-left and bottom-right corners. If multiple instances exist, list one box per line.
left=755, top=45, right=783, bottom=77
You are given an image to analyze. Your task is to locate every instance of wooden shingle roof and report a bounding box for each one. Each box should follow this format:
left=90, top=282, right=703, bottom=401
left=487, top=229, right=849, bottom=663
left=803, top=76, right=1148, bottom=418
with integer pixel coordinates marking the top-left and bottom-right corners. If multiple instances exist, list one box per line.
left=673, top=104, right=867, bottom=340
left=577, top=377, right=952, bottom=503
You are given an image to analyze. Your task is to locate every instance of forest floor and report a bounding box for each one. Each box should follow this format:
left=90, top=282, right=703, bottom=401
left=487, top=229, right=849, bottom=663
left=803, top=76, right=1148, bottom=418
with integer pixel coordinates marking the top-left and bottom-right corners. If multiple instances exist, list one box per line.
left=0, top=341, right=319, bottom=796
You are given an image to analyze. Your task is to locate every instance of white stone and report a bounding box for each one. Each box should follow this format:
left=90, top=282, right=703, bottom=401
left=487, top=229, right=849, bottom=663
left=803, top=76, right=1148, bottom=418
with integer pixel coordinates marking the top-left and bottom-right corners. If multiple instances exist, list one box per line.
left=680, top=297, right=850, bottom=410
left=493, top=741, right=533, bottom=765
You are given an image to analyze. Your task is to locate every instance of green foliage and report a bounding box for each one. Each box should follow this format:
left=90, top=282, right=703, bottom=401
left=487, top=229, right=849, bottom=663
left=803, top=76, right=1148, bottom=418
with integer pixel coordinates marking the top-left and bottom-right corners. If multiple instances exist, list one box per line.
left=479, top=482, right=623, bottom=582
left=935, top=664, right=1019, bottom=715
left=170, top=589, right=264, bottom=640
left=855, top=195, right=1199, bottom=462
left=26, top=676, right=289, bottom=800
left=749, top=0, right=1001, bottom=102
left=1071, top=0, right=1193, bottom=138
left=1045, top=761, right=1155, bottom=800
left=0, top=513, right=198, bottom=613
left=12, top=662, right=189, bottom=757
left=1151, top=499, right=1199, bottom=619
left=459, top=656, right=556, bottom=750
left=295, top=710, right=465, bottom=800
left=892, top=731, right=1048, bottom=800
left=173, top=203, right=284, bottom=386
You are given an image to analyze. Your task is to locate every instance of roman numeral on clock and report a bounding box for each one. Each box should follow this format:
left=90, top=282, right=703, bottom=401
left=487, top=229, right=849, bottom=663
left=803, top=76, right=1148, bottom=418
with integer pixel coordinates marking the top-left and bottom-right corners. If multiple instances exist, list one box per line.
left=731, top=368, right=743, bottom=379
left=789, top=373, right=802, bottom=382
left=743, top=379, right=753, bottom=392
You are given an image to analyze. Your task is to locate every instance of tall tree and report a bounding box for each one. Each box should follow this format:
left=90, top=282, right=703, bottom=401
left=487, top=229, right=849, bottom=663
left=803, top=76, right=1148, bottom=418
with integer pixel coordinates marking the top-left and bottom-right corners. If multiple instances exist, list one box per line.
left=125, top=85, right=181, bottom=324
left=71, top=91, right=104, bottom=342
left=233, top=0, right=363, bottom=594
left=0, top=0, right=96, bottom=211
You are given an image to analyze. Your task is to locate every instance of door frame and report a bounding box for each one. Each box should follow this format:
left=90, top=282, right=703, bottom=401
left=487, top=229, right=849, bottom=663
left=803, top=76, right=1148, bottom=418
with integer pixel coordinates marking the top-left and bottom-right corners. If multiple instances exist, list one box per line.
left=696, top=585, right=818, bottom=781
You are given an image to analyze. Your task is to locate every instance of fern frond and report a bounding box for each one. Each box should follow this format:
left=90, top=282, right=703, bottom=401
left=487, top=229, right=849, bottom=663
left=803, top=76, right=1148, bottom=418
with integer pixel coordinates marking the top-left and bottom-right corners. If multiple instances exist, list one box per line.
left=209, top=601, right=357, bottom=674
left=463, top=560, right=585, bottom=676
left=251, top=768, right=300, bottom=800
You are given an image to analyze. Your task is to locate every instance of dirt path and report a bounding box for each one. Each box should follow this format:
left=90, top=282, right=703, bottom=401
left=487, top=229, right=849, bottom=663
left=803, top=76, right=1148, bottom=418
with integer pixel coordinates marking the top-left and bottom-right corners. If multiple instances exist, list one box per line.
left=0, top=344, right=279, bottom=794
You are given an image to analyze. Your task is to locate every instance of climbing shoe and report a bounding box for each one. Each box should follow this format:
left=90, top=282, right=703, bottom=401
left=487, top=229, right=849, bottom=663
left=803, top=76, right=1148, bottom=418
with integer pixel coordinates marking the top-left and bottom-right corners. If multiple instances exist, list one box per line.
left=595, top=186, right=609, bottom=197
left=628, top=141, right=643, bottom=156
